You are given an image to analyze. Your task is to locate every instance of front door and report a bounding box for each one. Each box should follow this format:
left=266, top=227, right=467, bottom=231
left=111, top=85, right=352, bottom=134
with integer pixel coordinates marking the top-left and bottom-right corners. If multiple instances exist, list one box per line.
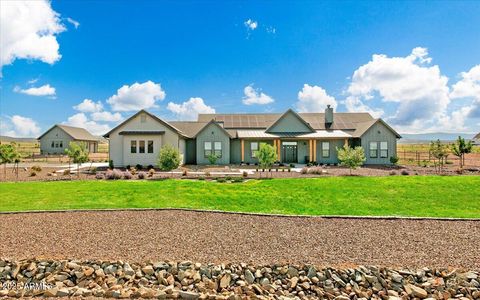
left=282, top=142, right=297, bottom=163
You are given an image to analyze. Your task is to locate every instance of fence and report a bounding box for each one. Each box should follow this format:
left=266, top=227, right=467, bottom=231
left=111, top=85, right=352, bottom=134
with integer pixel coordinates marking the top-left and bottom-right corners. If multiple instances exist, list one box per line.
left=399, top=150, right=480, bottom=168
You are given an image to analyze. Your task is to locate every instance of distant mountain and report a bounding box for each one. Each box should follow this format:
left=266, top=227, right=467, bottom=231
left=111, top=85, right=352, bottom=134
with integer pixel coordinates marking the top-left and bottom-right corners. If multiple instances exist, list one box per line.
left=399, top=132, right=476, bottom=144
left=0, top=136, right=38, bottom=143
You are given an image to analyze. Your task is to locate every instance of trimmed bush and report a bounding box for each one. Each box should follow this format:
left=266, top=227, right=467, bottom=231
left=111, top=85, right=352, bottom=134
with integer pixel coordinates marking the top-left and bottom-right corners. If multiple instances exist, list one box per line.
left=232, top=177, right=243, bottom=183
left=129, top=167, right=136, bottom=175
left=137, top=171, right=146, bottom=179
left=301, top=167, right=308, bottom=174
left=106, top=169, right=123, bottom=180
left=182, top=170, right=188, bottom=176
left=147, top=165, right=154, bottom=170
left=29, top=170, right=37, bottom=177
left=148, top=168, right=155, bottom=177
left=136, top=164, right=143, bottom=170
left=242, top=171, right=248, bottom=178
left=216, top=177, right=226, bottom=183
left=109, top=160, right=114, bottom=169
left=389, top=170, right=397, bottom=176
left=198, top=176, right=205, bottom=180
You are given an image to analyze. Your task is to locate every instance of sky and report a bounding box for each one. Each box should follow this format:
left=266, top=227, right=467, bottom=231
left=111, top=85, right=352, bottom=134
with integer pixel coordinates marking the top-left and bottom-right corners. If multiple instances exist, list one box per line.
left=1, top=0, right=480, bottom=137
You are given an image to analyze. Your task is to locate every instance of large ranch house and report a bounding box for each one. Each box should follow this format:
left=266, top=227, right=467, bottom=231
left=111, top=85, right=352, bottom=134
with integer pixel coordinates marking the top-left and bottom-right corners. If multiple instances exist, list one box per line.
left=104, top=106, right=401, bottom=167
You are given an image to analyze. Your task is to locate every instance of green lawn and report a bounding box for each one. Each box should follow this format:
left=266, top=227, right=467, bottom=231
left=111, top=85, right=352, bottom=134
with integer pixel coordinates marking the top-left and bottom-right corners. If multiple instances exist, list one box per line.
left=0, top=176, right=479, bottom=218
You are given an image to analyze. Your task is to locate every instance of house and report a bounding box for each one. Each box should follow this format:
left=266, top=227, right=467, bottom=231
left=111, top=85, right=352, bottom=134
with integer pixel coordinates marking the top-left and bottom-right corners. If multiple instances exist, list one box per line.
left=38, top=124, right=100, bottom=154
left=473, top=132, right=480, bottom=145
left=104, top=106, right=401, bottom=167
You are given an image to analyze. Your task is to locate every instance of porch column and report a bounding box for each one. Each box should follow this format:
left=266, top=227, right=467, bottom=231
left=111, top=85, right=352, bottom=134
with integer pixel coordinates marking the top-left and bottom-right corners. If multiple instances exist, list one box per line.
left=313, top=140, right=317, bottom=162
left=241, top=139, right=245, bottom=162
left=276, top=139, right=281, bottom=161
left=344, top=138, right=348, bottom=148
left=309, top=140, right=312, bottom=162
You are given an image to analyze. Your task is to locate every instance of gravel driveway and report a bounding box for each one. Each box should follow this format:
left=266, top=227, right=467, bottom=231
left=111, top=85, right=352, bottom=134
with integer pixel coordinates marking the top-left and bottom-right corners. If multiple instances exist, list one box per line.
left=0, top=210, right=478, bottom=269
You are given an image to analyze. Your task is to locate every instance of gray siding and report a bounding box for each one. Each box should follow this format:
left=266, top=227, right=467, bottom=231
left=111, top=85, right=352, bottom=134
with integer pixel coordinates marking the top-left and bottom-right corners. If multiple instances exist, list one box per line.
left=315, top=139, right=344, bottom=164
left=360, top=122, right=397, bottom=164
left=195, top=123, right=230, bottom=165
left=242, top=140, right=274, bottom=164
left=268, top=111, right=312, bottom=133
left=296, top=140, right=309, bottom=164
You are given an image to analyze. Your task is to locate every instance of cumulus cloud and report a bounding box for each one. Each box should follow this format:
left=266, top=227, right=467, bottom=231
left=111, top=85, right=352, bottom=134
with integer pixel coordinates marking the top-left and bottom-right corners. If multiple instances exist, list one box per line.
left=13, top=84, right=56, bottom=96
left=0, top=0, right=65, bottom=72
left=345, top=47, right=450, bottom=129
left=0, top=115, right=41, bottom=137
left=167, top=97, right=215, bottom=121
left=91, top=111, right=123, bottom=122
left=73, top=99, right=103, bottom=113
left=107, top=81, right=166, bottom=112
left=63, top=113, right=111, bottom=136
left=450, top=65, right=480, bottom=118
left=242, top=85, right=274, bottom=105
left=244, top=19, right=258, bottom=30
left=296, top=84, right=337, bottom=112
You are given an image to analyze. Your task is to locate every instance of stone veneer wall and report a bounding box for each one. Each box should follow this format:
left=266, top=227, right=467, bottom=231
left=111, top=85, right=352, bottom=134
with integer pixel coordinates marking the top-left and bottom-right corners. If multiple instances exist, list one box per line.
left=0, top=260, right=479, bottom=299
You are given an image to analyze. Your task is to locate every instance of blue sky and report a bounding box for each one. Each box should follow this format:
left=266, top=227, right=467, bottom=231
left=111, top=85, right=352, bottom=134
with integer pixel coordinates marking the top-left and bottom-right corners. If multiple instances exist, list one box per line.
left=1, top=0, right=479, bottom=137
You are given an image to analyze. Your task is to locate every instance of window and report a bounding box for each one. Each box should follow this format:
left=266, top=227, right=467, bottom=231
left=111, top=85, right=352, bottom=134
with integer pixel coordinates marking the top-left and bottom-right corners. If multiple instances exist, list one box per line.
left=140, top=115, right=147, bottom=123
left=51, top=141, right=54, bottom=148
left=59, top=141, right=63, bottom=148
left=147, top=140, right=154, bottom=153
left=139, top=141, right=145, bottom=153
left=380, top=142, right=388, bottom=158
left=370, top=142, right=378, bottom=158
left=204, top=142, right=212, bottom=157
left=214, top=142, right=222, bottom=158
left=131, top=141, right=137, bottom=153
left=55, top=141, right=59, bottom=148
left=322, top=142, right=330, bottom=157
left=250, top=142, right=258, bottom=158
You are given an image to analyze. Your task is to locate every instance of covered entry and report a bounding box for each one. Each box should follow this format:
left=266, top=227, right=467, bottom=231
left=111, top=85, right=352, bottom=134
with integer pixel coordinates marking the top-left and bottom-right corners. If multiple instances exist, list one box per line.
left=281, top=141, right=297, bottom=163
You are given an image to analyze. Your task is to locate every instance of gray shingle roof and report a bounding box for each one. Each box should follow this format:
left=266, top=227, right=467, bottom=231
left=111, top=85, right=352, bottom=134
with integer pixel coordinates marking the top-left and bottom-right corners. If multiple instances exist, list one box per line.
left=38, top=124, right=99, bottom=141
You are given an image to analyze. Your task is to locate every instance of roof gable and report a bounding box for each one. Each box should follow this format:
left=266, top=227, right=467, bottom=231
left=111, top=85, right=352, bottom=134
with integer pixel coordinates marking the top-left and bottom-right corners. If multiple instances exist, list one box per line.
left=38, top=124, right=98, bottom=141
left=194, top=119, right=232, bottom=138
left=353, top=118, right=402, bottom=139
left=266, top=109, right=314, bottom=133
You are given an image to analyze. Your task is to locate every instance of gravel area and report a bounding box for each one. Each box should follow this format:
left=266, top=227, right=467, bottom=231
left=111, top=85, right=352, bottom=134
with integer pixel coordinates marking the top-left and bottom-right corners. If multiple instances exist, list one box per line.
left=0, top=210, right=478, bottom=269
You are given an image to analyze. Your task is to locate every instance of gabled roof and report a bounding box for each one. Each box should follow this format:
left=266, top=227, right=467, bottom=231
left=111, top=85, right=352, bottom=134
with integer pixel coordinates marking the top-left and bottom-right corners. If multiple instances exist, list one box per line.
left=38, top=124, right=99, bottom=141
left=103, top=110, right=186, bottom=138
left=474, top=132, right=480, bottom=139
left=351, top=118, right=402, bottom=139
left=265, top=109, right=315, bottom=133
left=193, top=119, right=233, bottom=138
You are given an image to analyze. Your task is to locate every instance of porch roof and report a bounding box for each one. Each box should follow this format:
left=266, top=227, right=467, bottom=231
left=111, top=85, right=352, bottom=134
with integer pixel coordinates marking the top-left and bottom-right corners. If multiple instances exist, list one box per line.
left=236, top=130, right=351, bottom=139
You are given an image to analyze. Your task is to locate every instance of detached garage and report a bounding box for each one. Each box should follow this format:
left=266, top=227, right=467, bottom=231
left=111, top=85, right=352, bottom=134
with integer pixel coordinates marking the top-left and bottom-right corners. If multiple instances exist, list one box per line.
left=38, top=124, right=99, bottom=154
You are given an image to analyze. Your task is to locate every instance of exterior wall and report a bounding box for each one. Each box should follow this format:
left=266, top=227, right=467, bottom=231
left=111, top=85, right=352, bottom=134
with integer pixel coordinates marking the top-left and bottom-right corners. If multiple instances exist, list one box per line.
left=185, top=139, right=197, bottom=164
left=108, top=112, right=183, bottom=167
left=296, top=140, right=309, bottom=164
left=360, top=122, right=398, bottom=165
left=315, top=139, right=344, bottom=164
left=242, top=140, right=274, bottom=164
left=268, top=112, right=312, bottom=133
left=230, top=139, right=241, bottom=164
left=40, top=127, right=74, bottom=154
left=195, top=123, right=230, bottom=165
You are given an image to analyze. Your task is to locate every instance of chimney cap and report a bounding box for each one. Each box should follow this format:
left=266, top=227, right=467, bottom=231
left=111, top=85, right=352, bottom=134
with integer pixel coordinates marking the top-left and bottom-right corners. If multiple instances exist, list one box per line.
left=327, top=104, right=331, bottom=108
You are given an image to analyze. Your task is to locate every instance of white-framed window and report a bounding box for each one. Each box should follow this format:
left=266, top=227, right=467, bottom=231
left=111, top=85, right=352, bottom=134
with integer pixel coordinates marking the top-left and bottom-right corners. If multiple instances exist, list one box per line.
left=131, top=141, right=137, bottom=153
left=322, top=142, right=330, bottom=158
left=214, top=142, right=222, bottom=158
left=251, top=142, right=258, bottom=158
left=380, top=141, right=388, bottom=158
left=370, top=142, right=378, bottom=158
left=147, top=140, right=154, bottom=153
left=204, top=142, right=212, bottom=157
left=139, top=141, right=145, bottom=153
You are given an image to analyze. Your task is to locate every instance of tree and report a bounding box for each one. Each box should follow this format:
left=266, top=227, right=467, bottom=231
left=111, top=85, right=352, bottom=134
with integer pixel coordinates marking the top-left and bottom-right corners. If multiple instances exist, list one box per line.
left=207, top=153, right=218, bottom=165
left=337, top=145, right=366, bottom=175
left=0, top=143, right=19, bottom=180
left=256, top=143, right=277, bottom=177
left=158, top=144, right=181, bottom=175
left=65, top=142, right=89, bottom=177
left=429, top=139, right=448, bottom=174
left=451, top=136, right=473, bottom=169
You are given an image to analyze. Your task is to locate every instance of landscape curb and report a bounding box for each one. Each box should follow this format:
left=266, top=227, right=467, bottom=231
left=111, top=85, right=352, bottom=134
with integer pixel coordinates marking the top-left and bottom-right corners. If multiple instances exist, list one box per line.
left=0, top=207, right=478, bottom=221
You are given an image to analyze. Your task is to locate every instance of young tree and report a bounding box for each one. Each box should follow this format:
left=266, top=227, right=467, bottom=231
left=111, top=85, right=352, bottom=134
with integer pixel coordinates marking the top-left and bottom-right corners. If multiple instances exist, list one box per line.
left=337, top=145, right=366, bottom=175
left=429, top=139, right=448, bottom=174
left=65, top=142, right=89, bottom=177
left=451, top=136, right=473, bottom=169
left=158, top=144, right=181, bottom=176
left=255, top=143, right=277, bottom=177
left=0, top=143, right=19, bottom=180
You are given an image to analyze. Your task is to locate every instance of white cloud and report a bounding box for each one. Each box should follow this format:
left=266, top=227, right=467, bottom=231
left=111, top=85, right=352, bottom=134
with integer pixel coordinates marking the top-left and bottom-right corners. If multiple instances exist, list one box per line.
left=345, top=47, right=450, bottom=129
left=66, top=17, right=80, bottom=29
left=63, top=113, right=110, bottom=136
left=244, top=19, right=258, bottom=30
left=13, top=84, right=56, bottom=96
left=167, top=97, right=215, bottom=121
left=242, top=85, right=274, bottom=105
left=296, top=84, right=337, bottom=112
left=0, top=0, right=65, bottom=72
left=107, top=81, right=166, bottom=112
left=91, top=111, right=123, bottom=122
left=73, top=99, right=103, bottom=113
left=0, top=115, right=41, bottom=137
left=450, top=65, right=480, bottom=118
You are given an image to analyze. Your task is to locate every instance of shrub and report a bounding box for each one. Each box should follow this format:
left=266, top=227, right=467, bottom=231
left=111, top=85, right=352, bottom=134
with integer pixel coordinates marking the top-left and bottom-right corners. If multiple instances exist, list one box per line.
left=207, top=154, right=218, bottom=165
left=389, top=170, right=397, bottom=176
left=109, top=160, right=114, bottom=169
left=225, top=176, right=232, bottom=181
left=136, top=164, right=143, bottom=170
left=390, top=156, right=399, bottom=165
left=288, top=168, right=291, bottom=172
left=65, top=142, right=89, bottom=177
left=257, top=143, right=277, bottom=170
left=29, top=170, right=37, bottom=177
left=301, top=167, right=308, bottom=174
left=158, top=144, right=181, bottom=172
left=129, top=167, right=136, bottom=175
left=106, top=169, right=123, bottom=180
left=198, top=176, right=205, bottom=180
left=337, top=145, right=366, bottom=175
left=289, top=163, right=295, bottom=168
left=126, top=165, right=131, bottom=170
left=95, top=173, right=105, bottom=180
left=137, top=171, right=146, bottom=179
left=216, top=177, right=226, bottom=183
left=123, top=171, right=133, bottom=180
left=401, top=170, right=409, bottom=176
left=242, top=171, right=248, bottom=178
left=90, top=167, right=97, bottom=174
left=31, top=165, right=42, bottom=172
left=232, top=177, right=243, bottom=183
left=63, top=169, right=71, bottom=175
left=182, top=170, right=188, bottom=176
left=205, top=171, right=211, bottom=177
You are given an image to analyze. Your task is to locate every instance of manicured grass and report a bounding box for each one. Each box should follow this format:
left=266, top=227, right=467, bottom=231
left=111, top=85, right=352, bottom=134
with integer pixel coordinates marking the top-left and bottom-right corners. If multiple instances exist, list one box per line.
left=0, top=176, right=479, bottom=218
